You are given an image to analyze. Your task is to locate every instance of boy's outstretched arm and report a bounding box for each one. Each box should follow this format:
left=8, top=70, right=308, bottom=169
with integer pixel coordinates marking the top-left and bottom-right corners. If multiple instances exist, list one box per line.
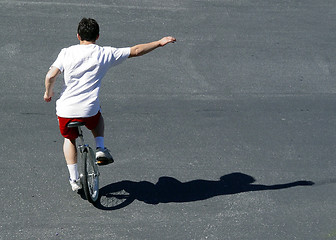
left=129, top=36, right=176, bottom=58
left=44, top=66, right=61, bottom=102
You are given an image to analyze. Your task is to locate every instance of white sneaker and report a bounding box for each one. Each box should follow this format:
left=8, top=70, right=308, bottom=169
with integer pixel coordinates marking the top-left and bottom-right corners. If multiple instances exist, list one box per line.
left=69, top=178, right=82, bottom=191
left=96, top=147, right=114, bottom=165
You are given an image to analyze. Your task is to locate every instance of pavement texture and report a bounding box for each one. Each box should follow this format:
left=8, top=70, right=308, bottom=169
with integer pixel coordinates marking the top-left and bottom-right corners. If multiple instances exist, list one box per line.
left=1, top=0, right=336, bottom=239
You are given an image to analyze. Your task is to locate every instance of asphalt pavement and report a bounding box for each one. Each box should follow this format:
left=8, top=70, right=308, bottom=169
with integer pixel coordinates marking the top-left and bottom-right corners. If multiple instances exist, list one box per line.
left=1, top=0, right=336, bottom=239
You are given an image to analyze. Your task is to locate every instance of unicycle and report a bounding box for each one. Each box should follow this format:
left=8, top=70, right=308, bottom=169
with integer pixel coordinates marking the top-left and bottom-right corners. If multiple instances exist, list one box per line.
left=66, top=121, right=100, bottom=203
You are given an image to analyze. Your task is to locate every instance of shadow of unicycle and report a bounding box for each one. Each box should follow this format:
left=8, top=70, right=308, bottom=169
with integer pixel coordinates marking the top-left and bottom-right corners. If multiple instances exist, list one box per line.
left=94, top=182, right=135, bottom=210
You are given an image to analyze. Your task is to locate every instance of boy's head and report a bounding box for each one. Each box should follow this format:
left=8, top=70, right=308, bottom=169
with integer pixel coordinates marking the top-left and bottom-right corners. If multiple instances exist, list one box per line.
left=77, top=18, right=99, bottom=42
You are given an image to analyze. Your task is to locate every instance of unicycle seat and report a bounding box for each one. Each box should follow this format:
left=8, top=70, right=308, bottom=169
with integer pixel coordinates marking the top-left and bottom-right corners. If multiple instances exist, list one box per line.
left=66, top=121, right=86, bottom=128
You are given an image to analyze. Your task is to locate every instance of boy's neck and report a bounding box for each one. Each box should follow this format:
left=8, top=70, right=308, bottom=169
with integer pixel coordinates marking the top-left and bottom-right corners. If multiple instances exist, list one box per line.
left=79, top=40, right=96, bottom=45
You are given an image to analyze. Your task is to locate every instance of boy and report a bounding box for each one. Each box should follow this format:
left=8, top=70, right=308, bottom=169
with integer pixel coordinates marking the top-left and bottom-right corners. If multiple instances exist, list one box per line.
left=44, top=18, right=176, bottom=191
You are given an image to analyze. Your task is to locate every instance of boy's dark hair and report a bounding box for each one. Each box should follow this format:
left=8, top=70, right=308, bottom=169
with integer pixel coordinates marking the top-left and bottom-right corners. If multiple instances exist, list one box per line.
left=77, top=18, right=99, bottom=42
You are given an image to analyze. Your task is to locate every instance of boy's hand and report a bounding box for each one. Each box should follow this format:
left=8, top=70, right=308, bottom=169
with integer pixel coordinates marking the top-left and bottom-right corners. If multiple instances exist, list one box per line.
left=158, top=36, right=176, bottom=47
left=44, top=91, right=54, bottom=102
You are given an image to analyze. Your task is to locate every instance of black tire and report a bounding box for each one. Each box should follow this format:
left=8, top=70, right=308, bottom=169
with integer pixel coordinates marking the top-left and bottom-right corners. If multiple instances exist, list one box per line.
left=81, top=148, right=99, bottom=203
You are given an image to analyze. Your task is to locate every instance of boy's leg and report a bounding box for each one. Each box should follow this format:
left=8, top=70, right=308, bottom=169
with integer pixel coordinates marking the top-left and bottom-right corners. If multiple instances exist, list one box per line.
left=63, top=138, right=77, bottom=165
left=90, top=114, right=114, bottom=165
left=58, top=115, right=82, bottom=191
left=91, top=113, right=104, bottom=138
left=91, top=114, right=105, bottom=149
left=63, top=138, right=81, bottom=191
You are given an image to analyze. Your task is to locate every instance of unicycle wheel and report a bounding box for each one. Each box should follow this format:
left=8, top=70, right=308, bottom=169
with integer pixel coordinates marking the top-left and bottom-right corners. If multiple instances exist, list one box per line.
left=81, top=148, right=99, bottom=203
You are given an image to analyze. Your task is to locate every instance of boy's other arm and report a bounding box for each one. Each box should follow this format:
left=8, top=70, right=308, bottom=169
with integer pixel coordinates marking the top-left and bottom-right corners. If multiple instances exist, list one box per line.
left=44, top=66, right=61, bottom=102
left=129, top=36, right=176, bottom=58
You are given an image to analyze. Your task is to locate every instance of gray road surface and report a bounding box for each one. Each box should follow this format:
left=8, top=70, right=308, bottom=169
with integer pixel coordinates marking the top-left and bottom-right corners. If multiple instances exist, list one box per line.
left=1, top=0, right=336, bottom=239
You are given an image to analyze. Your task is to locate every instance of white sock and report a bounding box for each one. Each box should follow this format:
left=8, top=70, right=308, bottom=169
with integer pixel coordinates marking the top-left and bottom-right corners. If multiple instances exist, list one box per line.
left=95, top=136, right=105, bottom=149
left=67, top=164, right=79, bottom=181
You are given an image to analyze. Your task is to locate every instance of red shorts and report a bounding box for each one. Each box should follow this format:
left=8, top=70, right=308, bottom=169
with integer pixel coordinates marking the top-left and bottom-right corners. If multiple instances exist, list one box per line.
left=58, top=111, right=101, bottom=140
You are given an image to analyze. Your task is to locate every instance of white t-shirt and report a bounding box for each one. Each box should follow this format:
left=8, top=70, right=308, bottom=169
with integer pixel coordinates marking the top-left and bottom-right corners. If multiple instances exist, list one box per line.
left=52, top=44, right=130, bottom=118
